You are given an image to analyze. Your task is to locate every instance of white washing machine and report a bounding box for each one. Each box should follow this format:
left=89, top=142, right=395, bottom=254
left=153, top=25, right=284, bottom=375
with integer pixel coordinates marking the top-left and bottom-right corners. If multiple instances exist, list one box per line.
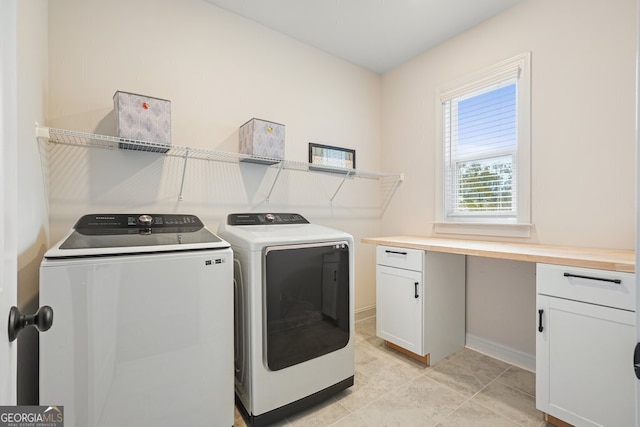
left=39, top=214, right=234, bottom=427
left=218, top=213, right=355, bottom=426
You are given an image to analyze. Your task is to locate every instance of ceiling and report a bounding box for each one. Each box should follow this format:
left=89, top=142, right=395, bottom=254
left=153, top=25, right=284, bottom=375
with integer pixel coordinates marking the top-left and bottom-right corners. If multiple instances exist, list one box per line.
left=204, top=0, right=523, bottom=74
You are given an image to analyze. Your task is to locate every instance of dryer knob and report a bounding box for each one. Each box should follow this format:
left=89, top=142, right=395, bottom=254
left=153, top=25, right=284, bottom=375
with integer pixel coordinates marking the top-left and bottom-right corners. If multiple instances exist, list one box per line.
left=138, top=214, right=154, bottom=226
left=264, top=213, right=276, bottom=223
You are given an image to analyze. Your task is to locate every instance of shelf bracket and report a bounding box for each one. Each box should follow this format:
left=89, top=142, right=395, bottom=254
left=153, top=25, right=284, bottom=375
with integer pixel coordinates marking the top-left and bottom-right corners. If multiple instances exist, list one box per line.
left=178, top=148, right=190, bottom=201
left=35, top=123, right=50, bottom=139
left=265, top=162, right=285, bottom=203
left=329, top=170, right=354, bottom=203
left=380, top=174, right=403, bottom=215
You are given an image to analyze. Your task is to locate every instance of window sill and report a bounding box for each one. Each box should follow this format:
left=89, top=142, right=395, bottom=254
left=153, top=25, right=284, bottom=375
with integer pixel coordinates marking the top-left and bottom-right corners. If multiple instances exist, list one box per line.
left=432, top=221, right=533, bottom=238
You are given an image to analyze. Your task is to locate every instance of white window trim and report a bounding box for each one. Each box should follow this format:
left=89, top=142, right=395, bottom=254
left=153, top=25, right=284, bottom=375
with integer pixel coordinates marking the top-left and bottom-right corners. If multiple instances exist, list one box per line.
left=434, top=52, right=532, bottom=238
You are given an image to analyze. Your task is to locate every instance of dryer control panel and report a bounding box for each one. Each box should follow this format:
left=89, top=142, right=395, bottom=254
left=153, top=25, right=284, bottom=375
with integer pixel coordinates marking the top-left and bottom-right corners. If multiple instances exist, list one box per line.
left=227, top=213, right=309, bottom=226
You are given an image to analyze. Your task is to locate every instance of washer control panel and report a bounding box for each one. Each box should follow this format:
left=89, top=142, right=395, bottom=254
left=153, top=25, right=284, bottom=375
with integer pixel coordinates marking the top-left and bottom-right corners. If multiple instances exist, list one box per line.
left=227, top=213, right=309, bottom=226
left=123, top=214, right=200, bottom=227
left=74, top=214, right=203, bottom=234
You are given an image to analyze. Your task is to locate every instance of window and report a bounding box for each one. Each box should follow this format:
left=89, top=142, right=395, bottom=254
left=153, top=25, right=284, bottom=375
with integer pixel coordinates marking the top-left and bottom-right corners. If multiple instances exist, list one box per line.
left=435, top=53, right=531, bottom=237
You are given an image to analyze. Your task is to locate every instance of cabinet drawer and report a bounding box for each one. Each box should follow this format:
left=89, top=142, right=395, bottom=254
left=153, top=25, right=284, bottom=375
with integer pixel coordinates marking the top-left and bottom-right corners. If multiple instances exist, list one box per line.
left=376, top=246, right=423, bottom=271
left=536, top=263, right=636, bottom=311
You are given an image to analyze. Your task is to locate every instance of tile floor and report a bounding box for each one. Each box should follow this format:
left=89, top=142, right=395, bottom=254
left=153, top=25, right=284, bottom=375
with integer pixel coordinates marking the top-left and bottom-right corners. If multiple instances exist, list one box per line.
left=235, top=317, right=552, bottom=427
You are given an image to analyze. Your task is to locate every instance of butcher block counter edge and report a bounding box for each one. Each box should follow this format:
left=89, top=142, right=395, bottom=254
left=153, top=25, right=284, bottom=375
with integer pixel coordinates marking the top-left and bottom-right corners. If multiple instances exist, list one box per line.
left=362, top=236, right=635, bottom=273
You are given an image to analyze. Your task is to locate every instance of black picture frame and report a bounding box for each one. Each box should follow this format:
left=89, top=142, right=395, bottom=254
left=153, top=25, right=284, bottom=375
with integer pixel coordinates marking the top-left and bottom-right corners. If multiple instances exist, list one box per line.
left=308, top=143, right=356, bottom=170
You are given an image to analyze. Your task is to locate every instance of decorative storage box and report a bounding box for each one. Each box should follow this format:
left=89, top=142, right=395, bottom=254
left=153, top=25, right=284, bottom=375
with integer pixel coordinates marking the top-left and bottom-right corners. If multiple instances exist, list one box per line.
left=239, top=118, right=285, bottom=162
left=113, top=91, right=171, bottom=153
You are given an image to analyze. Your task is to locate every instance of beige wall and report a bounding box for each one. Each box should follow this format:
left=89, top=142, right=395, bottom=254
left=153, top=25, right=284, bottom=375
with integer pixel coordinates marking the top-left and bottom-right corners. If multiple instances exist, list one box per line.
left=44, top=0, right=637, bottom=367
left=46, top=0, right=383, bottom=313
left=381, top=0, right=636, bottom=363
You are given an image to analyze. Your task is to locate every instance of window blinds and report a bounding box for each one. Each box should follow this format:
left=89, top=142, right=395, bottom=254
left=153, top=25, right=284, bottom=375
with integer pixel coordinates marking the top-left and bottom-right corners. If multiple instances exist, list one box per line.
left=443, top=71, right=519, bottom=219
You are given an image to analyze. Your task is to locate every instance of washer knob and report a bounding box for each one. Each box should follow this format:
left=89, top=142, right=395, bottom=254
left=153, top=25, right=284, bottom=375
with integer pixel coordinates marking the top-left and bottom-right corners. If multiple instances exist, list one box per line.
left=138, top=214, right=154, bottom=226
left=264, top=213, right=276, bottom=223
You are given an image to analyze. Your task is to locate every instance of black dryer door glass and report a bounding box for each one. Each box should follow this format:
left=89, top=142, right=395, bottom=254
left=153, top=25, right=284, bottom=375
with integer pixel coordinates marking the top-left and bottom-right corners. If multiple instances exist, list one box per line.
left=264, top=241, right=350, bottom=371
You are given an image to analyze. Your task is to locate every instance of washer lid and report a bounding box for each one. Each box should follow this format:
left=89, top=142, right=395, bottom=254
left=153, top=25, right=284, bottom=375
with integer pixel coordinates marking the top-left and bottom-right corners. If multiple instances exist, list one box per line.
left=46, top=214, right=229, bottom=258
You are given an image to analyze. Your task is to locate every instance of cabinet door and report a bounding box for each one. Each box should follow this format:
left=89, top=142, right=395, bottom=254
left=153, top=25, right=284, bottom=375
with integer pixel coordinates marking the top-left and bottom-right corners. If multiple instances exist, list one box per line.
left=376, top=265, right=423, bottom=355
left=536, top=295, right=636, bottom=427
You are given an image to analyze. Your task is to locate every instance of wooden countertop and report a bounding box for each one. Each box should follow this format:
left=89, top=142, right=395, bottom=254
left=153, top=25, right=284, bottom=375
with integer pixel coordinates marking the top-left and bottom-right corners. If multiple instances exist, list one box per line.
left=361, top=236, right=635, bottom=273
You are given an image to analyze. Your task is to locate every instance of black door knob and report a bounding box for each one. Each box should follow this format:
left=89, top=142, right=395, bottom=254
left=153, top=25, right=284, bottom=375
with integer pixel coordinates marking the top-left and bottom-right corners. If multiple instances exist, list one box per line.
left=634, top=342, right=640, bottom=380
left=7, top=305, right=53, bottom=342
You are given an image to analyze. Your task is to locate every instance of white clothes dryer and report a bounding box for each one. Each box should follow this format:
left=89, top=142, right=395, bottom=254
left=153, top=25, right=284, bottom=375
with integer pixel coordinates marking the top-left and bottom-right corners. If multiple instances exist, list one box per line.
left=39, top=214, right=234, bottom=427
left=218, top=213, right=355, bottom=427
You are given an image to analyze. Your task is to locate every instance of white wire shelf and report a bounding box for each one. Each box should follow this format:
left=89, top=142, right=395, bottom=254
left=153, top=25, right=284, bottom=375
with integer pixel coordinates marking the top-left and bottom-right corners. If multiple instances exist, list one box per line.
left=36, top=125, right=404, bottom=203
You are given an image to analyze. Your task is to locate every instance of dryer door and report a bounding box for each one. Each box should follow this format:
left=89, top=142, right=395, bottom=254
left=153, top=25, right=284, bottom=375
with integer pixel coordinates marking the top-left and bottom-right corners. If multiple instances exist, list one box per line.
left=264, top=241, right=350, bottom=371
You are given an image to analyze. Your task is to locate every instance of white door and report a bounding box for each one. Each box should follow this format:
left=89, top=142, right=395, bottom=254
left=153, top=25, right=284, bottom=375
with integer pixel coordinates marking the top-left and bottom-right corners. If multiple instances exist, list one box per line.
left=0, top=0, right=18, bottom=406
left=636, top=1, right=640, bottom=424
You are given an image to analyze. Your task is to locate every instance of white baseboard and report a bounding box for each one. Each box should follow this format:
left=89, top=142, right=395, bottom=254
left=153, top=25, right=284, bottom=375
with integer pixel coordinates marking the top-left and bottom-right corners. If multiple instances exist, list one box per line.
left=465, top=333, right=535, bottom=373
left=355, top=305, right=376, bottom=322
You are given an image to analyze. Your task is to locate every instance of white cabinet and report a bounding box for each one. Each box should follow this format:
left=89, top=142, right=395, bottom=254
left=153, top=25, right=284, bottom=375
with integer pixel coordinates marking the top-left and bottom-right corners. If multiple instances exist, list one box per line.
left=536, top=264, right=637, bottom=427
left=376, top=246, right=465, bottom=364
left=377, top=262, right=424, bottom=355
